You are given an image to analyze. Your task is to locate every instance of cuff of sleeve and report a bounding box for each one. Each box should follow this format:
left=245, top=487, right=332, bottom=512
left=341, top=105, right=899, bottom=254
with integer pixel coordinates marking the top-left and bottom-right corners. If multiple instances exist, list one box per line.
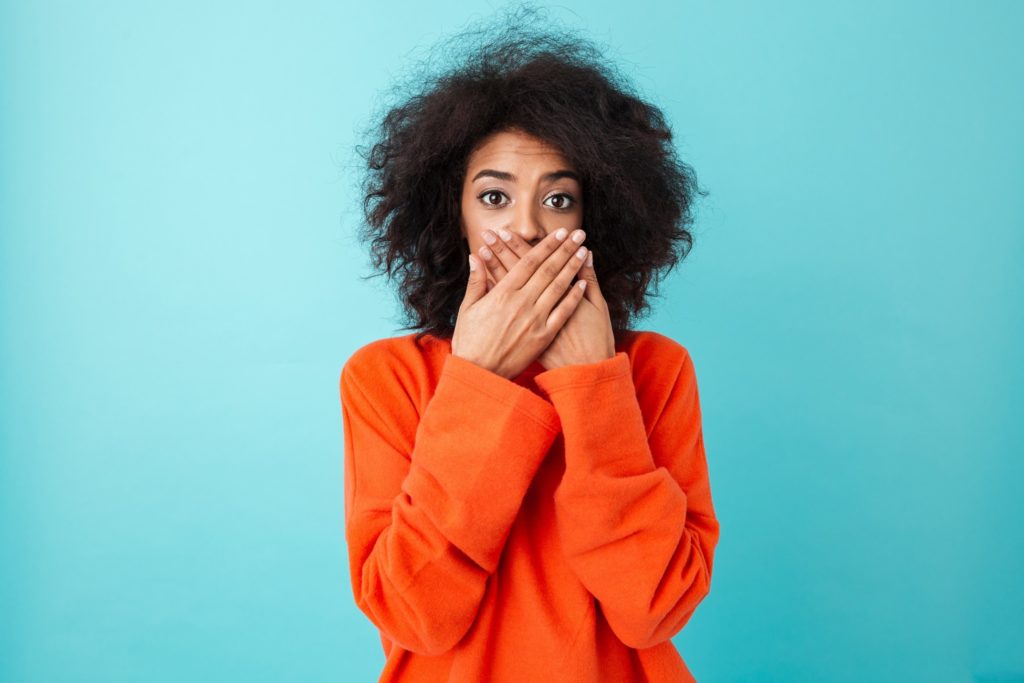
left=443, top=353, right=561, bottom=434
left=532, top=351, right=654, bottom=476
left=533, top=351, right=632, bottom=396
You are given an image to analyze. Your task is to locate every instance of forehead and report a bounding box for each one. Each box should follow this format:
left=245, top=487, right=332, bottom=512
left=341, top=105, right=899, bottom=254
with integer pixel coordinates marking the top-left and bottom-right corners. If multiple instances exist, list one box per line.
left=466, top=129, right=572, bottom=170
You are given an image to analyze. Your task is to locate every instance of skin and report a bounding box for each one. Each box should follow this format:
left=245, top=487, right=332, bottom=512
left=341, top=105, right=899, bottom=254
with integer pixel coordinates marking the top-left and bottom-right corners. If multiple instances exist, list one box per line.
left=454, top=128, right=616, bottom=375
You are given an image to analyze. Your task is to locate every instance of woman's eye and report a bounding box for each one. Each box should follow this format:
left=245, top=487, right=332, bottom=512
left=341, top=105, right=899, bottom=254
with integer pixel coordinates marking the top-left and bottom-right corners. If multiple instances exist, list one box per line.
left=544, top=193, right=576, bottom=210
left=478, top=191, right=575, bottom=210
left=479, top=190, right=508, bottom=207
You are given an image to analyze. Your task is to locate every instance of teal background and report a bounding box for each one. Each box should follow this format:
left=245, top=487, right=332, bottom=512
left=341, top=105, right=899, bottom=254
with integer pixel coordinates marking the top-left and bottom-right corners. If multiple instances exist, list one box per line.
left=2, top=1, right=1021, bottom=681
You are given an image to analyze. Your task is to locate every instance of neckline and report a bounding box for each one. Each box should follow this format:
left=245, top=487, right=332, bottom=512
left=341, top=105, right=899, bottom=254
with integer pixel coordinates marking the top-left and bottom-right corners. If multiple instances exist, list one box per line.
left=520, top=359, right=545, bottom=375
left=424, top=331, right=636, bottom=375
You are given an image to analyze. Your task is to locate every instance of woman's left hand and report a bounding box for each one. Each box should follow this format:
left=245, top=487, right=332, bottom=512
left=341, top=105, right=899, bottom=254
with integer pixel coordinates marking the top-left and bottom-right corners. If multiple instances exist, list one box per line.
left=477, top=228, right=616, bottom=370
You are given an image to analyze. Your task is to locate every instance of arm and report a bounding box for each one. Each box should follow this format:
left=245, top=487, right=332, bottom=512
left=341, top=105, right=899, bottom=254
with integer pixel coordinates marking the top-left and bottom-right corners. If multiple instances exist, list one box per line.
left=340, top=348, right=561, bottom=656
left=533, top=348, right=720, bottom=650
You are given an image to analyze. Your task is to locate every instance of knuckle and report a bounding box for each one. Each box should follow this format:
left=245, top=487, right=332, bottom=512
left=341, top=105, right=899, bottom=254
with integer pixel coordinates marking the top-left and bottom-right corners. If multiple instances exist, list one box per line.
left=541, top=261, right=561, bottom=279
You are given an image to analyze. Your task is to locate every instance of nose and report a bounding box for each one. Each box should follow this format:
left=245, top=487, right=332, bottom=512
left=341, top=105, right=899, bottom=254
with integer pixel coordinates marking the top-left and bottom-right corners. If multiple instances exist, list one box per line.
left=510, top=202, right=546, bottom=247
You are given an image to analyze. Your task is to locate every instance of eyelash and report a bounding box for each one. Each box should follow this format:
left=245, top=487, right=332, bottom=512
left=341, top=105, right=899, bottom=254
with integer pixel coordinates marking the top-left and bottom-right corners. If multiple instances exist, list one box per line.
left=477, top=190, right=577, bottom=211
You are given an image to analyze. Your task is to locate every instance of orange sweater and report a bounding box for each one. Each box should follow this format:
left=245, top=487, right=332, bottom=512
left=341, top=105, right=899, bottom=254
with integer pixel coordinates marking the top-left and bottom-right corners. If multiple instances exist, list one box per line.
left=339, top=329, right=719, bottom=682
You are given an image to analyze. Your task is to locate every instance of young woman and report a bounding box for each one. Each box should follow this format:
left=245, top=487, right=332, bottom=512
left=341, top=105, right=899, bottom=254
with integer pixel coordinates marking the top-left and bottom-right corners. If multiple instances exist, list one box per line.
left=340, top=10, right=720, bottom=682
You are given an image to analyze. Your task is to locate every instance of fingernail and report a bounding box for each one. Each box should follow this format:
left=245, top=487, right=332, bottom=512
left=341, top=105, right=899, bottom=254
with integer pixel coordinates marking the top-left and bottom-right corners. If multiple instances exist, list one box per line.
left=586, top=251, right=593, bottom=267
left=498, top=229, right=512, bottom=241
left=480, top=246, right=493, bottom=260
left=482, top=231, right=496, bottom=245
left=572, top=229, right=585, bottom=244
left=469, top=255, right=476, bottom=271
left=555, top=228, right=568, bottom=241
left=575, top=246, right=587, bottom=260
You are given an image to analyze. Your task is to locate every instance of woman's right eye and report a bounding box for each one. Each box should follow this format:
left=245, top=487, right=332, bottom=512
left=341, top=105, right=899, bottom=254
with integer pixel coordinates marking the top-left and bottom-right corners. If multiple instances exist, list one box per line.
left=479, top=190, right=508, bottom=207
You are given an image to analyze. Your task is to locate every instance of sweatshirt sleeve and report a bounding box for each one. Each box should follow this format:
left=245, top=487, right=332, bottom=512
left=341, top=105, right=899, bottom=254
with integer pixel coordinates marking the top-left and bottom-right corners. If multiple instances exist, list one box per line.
left=340, top=347, right=561, bottom=657
left=533, top=348, right=720, bottom=651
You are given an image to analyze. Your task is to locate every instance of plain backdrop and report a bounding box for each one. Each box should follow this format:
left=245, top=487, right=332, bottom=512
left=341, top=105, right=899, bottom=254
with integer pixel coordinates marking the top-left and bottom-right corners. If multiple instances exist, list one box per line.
left=2, top=1, right=1022, bottom=681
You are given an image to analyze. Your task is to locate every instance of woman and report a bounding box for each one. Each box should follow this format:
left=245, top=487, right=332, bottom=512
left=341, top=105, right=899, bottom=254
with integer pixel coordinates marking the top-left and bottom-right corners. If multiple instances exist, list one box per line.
left=340, top=9, right=720, bottom=682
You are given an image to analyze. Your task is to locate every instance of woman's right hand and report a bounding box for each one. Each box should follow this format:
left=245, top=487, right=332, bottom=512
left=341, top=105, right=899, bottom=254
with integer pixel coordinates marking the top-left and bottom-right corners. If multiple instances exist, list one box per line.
left=451, top=227, right=589, bottom=380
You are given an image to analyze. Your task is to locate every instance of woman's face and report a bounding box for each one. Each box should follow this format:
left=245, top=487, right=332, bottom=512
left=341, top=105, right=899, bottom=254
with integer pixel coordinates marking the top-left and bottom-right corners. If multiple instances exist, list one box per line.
left=460, top=128, right=583, bottom=287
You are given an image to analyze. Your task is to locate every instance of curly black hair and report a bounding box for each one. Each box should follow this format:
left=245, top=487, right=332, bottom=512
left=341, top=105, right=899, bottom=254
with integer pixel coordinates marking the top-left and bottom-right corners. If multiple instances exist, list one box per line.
left=352, top=5, right=707, bottom=348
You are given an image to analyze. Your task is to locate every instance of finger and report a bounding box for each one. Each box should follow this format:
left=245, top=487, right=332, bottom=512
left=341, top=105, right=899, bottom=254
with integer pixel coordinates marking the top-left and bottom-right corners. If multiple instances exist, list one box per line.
left=501, top=227, right=577, bottom=292
left=495, top=228, right=533, bottom=261
left=524, top=229, right=589, bottom=301
left=535, top=243, right=587, bottom=313
left=545, top=278, right=588, bottom=334
left=477, top=243, right=508, bottom=285
left=460, top=254, right=488, bottom=309
left=482, top=229, right=518, bottom=279
left=577, top=249, right=603, bottom=305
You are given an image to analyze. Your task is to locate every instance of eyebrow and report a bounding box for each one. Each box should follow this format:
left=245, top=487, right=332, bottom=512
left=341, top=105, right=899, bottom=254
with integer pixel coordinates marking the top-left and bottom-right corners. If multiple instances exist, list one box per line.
left=471, top=168, right=580, bottom=184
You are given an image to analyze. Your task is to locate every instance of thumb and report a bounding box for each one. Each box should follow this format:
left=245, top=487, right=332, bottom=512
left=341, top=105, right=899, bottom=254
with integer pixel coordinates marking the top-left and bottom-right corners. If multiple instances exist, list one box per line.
left=462, top=254, right=487, bottom=307
left=578, top=249, right=602, bottom=304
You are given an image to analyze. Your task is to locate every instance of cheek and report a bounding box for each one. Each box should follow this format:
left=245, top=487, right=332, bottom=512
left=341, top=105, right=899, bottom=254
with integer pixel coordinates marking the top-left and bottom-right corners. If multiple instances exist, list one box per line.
left=461, top=230, right=482, bottom=259
left=459, top=215, right=488, bottom=249
left=459, top=200, right=479, bottom=242
left=460, top=202, right=484, bottom=237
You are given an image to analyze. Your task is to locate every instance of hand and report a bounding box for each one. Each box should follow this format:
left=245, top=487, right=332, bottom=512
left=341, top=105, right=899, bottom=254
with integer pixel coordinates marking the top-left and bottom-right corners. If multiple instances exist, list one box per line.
left=476, top=228, right=615, bottom=370
left=451, top=227, right=590, bottom=380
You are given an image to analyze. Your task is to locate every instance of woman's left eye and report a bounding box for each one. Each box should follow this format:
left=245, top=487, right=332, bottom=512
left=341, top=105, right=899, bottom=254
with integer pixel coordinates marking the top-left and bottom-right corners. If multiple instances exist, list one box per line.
left=544, top=193, right=576, bottom=210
